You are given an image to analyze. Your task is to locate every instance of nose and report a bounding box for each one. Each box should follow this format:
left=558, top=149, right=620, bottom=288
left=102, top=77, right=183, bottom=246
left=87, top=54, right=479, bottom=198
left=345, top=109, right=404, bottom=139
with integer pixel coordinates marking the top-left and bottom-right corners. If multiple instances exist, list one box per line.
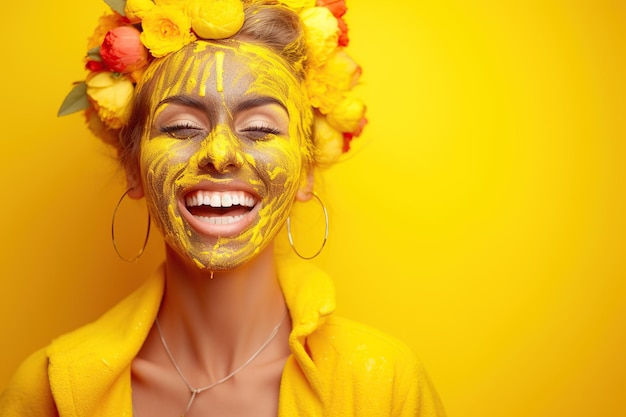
left=195, top=124, right=244, bottom=173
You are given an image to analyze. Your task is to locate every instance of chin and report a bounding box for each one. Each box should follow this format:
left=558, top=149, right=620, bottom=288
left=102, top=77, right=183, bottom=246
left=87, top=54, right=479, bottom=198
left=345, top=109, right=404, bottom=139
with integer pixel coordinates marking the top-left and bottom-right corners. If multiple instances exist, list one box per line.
left=167, top=238, right=267, bottom=272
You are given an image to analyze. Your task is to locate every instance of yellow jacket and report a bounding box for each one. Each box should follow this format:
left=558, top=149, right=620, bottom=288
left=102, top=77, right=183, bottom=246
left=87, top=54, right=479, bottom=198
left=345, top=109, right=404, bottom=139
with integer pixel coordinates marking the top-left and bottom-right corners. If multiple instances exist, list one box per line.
left=0, top=259, right=445, bottom=416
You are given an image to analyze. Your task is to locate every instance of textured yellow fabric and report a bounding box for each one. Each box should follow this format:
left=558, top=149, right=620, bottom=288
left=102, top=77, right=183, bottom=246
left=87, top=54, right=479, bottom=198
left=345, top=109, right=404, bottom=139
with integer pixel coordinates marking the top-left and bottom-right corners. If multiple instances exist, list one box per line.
left=0, top=260, right=445, bottom=416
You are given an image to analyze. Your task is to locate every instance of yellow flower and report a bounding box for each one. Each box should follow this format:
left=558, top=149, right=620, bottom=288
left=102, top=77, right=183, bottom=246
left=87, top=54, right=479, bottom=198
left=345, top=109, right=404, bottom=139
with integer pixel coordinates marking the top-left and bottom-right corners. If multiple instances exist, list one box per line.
left=313, top=114, right=343, bottom=166
left=322, top=49, right=361, bottom=89
left=305, top=50, right=361, bottom=113
left=140, top=5, right=196, bottom=58
left=85, top=72, right=134, bottom=130
left=125, top=0, right=155, bottom=24
left=305, top=66, right=339, bottom=114
left=280, top=0, right=316, bottom=10
left=327, top=96, right=366, bottom=134
left=85, top=107, right=120, bottom=146
left=155, top=0, right=187, bottom=6
left=300, top=7, right=338, bottom=66
left=188, top=0, right=245, bottom=39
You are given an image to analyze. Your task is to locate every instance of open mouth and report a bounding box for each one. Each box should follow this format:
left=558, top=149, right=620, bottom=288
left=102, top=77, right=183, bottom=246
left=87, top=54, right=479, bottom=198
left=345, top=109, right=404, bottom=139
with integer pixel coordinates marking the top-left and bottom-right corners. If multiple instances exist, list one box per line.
left=184, top=190, right=258, bottom=225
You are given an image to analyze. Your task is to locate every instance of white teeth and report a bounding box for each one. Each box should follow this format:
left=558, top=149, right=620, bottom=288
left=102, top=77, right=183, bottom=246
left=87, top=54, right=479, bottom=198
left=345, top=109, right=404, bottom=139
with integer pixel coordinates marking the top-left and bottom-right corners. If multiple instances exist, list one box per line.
left=185, top=190, right=256, bottom=225
left=197, top=214, right=245, bottom=225
left=185, top=191, right=256, bottom=208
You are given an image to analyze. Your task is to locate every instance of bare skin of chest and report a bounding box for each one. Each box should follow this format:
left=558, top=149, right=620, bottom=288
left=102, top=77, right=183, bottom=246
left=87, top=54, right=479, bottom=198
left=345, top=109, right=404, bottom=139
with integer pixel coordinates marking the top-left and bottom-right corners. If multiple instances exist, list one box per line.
left=131, top=353, right=288, bottom=417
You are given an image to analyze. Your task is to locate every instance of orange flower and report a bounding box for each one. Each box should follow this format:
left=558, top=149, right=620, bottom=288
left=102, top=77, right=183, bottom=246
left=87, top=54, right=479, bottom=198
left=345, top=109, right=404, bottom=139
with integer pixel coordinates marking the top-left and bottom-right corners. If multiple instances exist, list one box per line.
left=316, top=0, right=347, bottom=18
left=140, top=5, right=196, bottom=58
left=100, top=26, right=149, bottom=73
left=337, top=17, right=349, bottom=46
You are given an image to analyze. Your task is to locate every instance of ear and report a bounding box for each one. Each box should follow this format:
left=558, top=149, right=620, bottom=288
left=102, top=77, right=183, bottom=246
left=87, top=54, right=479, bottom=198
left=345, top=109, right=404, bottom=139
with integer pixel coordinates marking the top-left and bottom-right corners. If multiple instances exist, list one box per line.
left=124, top=164, right=144, bottom=200
left=295, top=168, right=314, bottom=202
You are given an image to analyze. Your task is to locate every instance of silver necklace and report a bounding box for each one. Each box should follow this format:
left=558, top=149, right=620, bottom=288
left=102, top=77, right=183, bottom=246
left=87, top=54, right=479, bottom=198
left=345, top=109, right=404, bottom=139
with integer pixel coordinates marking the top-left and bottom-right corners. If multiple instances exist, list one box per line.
left=153, top=310, right=287, bottom=417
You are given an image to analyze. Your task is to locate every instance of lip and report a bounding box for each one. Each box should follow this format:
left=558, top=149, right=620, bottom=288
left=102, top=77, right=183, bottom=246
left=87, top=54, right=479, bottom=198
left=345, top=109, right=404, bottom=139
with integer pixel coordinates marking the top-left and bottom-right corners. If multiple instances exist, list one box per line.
left=178, top=181, right=262, bottom=238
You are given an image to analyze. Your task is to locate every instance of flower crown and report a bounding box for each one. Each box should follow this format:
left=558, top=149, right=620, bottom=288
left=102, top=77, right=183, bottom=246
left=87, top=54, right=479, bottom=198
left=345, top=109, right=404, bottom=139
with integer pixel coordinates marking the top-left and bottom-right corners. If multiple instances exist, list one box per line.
left=59, top=0, right=366, bottom=166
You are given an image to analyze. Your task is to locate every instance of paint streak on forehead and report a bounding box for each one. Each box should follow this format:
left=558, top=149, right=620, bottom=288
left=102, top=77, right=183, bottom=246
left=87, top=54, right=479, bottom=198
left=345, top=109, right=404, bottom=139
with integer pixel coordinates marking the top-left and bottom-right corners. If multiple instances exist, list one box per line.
left=149, top=42, right=298, bottom=105
left=149, top=42, right=216, bottom=101
left=145, top=42, right=311, bottom=151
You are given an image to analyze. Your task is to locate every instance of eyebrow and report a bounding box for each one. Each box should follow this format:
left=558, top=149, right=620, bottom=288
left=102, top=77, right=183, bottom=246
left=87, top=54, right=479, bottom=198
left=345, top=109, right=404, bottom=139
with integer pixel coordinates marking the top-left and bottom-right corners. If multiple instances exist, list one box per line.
left=156, top=95, right=208, bottom=112
left=156, top=95, right=288, bottom=116
left=233, top=96, right=288, bottom=115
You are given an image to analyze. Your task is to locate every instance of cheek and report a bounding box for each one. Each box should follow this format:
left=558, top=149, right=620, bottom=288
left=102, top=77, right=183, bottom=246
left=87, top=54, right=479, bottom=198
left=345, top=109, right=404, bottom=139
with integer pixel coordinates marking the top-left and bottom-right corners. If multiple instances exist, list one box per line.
left=249, top=141, right=302, bottom=189
left=252, top=145, right=302, bottom=236
left=140, top=140, right=191, bottom=197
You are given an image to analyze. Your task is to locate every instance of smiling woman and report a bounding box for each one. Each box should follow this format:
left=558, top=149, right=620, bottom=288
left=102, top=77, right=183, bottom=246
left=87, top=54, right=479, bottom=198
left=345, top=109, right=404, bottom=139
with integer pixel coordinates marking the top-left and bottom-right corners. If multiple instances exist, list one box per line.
left=0, top=0, right=444, bottom=416
left=131, top=42, right=309, bottom=271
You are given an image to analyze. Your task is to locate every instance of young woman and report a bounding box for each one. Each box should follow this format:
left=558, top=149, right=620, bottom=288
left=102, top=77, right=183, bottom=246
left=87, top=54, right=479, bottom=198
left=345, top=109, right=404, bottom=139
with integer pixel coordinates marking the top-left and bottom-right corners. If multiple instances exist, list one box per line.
left=0, top=1, right=445, bottom=416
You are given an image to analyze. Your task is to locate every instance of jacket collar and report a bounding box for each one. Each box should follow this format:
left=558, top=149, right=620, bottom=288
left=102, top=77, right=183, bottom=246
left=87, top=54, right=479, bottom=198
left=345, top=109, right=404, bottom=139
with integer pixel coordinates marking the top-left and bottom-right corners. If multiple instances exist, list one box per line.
left=47, top=259, right=335, bottom=416
left=277, top=256, right=336, bottom=398
left=47, top=264, right=164, bottom=417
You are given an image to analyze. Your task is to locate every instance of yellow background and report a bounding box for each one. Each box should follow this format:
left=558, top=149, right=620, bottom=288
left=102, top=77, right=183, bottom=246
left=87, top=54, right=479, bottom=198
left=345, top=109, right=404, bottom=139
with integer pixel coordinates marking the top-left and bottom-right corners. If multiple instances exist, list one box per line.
left=1, top=1, right=625, bottom=416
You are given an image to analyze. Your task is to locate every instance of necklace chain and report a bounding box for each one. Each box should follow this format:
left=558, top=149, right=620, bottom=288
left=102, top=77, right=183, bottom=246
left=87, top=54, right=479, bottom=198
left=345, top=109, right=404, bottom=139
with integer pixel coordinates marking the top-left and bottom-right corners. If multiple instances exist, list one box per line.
left=153, top=310, right=287, bottom=417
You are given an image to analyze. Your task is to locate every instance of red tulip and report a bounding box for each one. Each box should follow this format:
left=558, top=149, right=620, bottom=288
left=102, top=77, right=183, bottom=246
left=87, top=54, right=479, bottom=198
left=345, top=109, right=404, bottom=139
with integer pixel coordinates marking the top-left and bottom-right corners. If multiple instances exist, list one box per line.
left=100, top=26, right=149, bottom=73
left=85, top=60, right=106, bottom=72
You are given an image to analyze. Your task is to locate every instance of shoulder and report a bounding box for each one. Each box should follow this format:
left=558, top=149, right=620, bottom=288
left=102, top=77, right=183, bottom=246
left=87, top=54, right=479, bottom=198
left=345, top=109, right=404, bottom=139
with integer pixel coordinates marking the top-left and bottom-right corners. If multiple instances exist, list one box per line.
left=0, top=348, right=58, bottom=417
left=311, top=315, right=419, bottom=368
left=307, top=315, right=446, bottom=416
left=0, top=269, right=164, bottom=417
left=49, top=267, right=163, bottom=358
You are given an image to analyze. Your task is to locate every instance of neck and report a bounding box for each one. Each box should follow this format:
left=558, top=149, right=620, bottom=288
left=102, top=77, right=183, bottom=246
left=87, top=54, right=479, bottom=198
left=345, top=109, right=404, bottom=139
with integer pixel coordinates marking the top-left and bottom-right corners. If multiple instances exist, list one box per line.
left=155, top=243, right=290, bottom=378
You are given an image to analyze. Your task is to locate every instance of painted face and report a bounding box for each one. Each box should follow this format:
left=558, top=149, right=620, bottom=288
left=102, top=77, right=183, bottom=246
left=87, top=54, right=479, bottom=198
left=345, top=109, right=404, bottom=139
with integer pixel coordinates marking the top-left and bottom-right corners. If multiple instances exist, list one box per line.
left=138, top=41, right=310, bottom=270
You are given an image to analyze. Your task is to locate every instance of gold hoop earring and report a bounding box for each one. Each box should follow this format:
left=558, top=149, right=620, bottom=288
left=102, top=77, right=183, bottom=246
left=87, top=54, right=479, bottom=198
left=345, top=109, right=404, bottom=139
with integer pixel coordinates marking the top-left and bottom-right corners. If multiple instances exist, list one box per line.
left=287, top=192, right=329, bottom=260
left=111, top=188, right=151, bottom=262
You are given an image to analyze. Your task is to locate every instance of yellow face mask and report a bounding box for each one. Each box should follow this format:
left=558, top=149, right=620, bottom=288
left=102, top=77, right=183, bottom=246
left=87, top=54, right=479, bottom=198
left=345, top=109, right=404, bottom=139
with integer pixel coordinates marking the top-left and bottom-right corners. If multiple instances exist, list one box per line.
left=138, top=41, right=310, bottom=270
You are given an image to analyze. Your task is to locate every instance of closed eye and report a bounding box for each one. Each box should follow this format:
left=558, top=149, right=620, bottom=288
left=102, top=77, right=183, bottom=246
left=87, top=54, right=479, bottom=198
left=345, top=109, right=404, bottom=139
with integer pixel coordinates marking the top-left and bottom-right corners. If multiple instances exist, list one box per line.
left=239, top=123, right=281, bottom=139
left=236, top=101, right=288, bottom=141
left=160, top=123, right=205, bottom=140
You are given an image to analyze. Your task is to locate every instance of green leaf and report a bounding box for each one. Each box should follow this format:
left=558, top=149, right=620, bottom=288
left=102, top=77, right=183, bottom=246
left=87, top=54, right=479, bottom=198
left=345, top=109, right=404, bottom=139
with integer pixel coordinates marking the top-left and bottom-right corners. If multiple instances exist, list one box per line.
left=104, top=0, right=126, bottom=16
left=88, top=46, right=102, bottom=62
left=58, top=82, right=90, bottom=117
